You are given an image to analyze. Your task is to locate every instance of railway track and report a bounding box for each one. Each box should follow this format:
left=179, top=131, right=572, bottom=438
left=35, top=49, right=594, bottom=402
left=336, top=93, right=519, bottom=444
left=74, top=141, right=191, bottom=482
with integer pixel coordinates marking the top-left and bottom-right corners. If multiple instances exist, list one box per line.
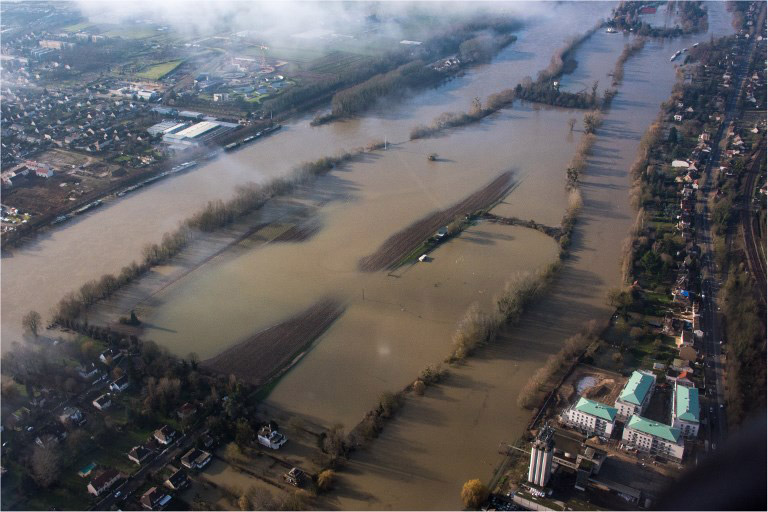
left=740, top=139, right=767, bottom=300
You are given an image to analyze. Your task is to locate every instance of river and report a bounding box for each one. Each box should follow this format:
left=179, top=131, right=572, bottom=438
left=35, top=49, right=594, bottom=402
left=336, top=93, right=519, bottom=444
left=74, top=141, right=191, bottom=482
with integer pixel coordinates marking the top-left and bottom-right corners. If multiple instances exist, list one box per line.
left=1, top=2, right=614, bottom=347
left=0, top=2, right=733, bottom=508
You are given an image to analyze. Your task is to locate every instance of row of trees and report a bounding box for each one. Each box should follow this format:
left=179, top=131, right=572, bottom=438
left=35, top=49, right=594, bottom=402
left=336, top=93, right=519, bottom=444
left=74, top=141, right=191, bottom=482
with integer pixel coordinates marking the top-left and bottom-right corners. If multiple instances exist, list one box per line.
left=612, top=38, right=647, bottom=85
left=52, top=146, right=373, bottom=324
left=272, top=16, right=520, bottom=119
left=516, top=329, right=596, bottom=408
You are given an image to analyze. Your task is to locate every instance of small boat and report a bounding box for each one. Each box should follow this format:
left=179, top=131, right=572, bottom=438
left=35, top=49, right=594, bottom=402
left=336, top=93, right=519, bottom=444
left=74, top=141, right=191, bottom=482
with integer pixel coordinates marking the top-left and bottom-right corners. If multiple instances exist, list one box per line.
left=606, top=27, right=618, bottom=33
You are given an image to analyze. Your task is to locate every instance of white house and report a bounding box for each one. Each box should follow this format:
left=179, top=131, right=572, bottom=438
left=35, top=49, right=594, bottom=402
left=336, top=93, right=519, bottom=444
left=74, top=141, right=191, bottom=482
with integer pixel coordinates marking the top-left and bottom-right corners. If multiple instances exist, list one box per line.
left=671, top=381, right=700, bottom=438
left=564, top=397, right=618, bottom=438
left=622, top=415, right=684, bottom=462
left=92, top=394, right=111, bottom=411
left=615, top=370, right=656, bottom=420
left=87, top=468, right=121, bottom=496
left=110, top=375, right=130, bottom=393
left=180, top=448, right=211, bottom=470
left=257, top=425, right=287, bottom=450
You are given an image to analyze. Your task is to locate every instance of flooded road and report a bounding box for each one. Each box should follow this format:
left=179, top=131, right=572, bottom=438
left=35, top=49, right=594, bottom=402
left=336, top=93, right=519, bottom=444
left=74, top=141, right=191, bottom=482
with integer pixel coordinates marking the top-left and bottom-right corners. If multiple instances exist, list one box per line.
left=1, top=2, right=613, bottom=346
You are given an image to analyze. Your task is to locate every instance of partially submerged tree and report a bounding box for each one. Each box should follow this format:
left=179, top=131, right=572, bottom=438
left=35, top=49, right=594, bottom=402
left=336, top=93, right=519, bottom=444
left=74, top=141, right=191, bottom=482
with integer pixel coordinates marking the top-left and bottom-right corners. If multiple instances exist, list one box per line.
left=461, top=479, right=489, bottom=509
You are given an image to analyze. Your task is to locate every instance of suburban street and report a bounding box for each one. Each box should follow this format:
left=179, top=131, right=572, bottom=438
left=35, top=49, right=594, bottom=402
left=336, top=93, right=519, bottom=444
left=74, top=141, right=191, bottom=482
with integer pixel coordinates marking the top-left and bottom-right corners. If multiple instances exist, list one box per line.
left=694, top=26, right=759, bottom=450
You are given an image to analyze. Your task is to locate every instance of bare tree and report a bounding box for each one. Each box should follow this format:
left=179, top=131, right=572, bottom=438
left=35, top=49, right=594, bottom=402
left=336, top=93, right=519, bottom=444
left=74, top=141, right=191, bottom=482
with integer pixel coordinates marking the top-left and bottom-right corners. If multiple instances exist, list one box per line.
left=31, top=445, right=62, bottom=488
left=22, top=310, right=42, bottom=337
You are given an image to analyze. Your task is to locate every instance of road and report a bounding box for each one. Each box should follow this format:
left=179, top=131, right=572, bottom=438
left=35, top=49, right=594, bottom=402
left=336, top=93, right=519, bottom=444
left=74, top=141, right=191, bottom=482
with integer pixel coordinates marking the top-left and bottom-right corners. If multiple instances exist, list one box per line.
left=92, top=433, right=194, bottom=510
left=694, top=27, right=759, bottom=449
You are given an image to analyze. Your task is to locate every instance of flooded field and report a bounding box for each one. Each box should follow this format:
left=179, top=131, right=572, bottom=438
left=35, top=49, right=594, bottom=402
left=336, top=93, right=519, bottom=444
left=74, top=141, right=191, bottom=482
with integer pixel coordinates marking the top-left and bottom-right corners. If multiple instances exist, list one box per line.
left=0, top=2, right=736, bottom=509
left=1, top=2, right=613, bottom=345
left=326, top=3, right=736, bottom=509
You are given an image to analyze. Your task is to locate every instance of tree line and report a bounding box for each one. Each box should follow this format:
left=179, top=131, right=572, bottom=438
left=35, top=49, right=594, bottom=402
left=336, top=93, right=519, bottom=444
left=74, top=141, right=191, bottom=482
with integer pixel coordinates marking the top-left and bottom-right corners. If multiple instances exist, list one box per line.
left=51, top=144, right=381, bottom=325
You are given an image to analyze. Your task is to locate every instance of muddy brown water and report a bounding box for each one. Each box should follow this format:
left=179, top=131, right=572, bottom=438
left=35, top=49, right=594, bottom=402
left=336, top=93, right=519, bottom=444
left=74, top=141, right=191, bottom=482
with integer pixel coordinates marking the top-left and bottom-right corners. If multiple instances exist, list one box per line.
left=0, top=2, right=734, bottom=509
left=326, top=4, right=736, bottom=510
left=1, top=2, right=612, bottom=346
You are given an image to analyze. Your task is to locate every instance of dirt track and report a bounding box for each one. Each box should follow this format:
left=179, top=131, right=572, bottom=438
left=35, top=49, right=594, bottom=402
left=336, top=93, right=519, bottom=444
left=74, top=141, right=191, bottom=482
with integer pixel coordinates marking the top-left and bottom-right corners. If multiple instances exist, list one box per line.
left=203, top=298, right=344, bottom=386
left=358, top=170, right=516, bottom=271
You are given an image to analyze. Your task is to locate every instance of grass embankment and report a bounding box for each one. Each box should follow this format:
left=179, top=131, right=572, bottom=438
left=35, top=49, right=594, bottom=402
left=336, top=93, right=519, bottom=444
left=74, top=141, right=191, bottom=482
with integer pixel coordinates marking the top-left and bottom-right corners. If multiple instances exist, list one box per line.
left=358, top=171, right=516, bottom=271
left=51, top=142, right=384, bottom=329
left=135, top=60, right=183, bottom=80
left=407, top=28, right=614, bottom=142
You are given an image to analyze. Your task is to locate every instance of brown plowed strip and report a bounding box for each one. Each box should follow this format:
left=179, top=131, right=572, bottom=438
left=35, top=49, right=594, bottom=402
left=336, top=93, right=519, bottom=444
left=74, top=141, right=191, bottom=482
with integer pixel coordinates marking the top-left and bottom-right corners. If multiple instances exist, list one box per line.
left=203, top=298, right=344, bottom=386
left=272, top=223, right=320, bottom=243
left=358, top=171, right=516, bottom=271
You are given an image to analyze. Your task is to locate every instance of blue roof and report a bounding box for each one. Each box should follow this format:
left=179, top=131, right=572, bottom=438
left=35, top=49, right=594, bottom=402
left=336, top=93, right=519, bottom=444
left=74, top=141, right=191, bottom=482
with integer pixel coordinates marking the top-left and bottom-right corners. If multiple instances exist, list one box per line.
left=627, top=415, right=681, bottom=443
left=675, top=385, right=700, bottom=423
left=574, top=397, right=618, bottom=422
left=619, top=371, right=655, bottom=406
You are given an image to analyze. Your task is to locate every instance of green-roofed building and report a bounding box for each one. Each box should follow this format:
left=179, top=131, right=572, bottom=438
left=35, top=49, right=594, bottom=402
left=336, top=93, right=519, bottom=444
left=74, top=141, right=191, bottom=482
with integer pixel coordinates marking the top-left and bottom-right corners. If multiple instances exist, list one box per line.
left=622, top=415, right=684, bottom=461
left=671, top=381, right=700, bottom=438
left=565, top=397, right=618, bottom=438
left=615, top=370, right=656, bottom=420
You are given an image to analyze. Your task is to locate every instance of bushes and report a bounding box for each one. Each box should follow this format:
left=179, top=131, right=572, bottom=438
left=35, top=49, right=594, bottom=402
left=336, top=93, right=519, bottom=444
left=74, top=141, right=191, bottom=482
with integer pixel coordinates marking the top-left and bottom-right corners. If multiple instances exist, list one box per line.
left=52, top=149, right=370, bottom=324
left=461, top=479, right=490, bottom=509
left=450, top=303, right=499, bottom=361
left=517, top=331, right=595, bottom=408
left=613, top=38, right=646, bottom=85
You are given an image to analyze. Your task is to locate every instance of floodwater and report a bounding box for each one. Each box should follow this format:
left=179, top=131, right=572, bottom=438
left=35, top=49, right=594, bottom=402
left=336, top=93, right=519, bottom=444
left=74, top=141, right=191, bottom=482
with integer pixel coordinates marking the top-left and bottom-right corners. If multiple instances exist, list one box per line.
left=327, top=3, right=736, bottom=510
left=1, top=2, right=613, bottom=346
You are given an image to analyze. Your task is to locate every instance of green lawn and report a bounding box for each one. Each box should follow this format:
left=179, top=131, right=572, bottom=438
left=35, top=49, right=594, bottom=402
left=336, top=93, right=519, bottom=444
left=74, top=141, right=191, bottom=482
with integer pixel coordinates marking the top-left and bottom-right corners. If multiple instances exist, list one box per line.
left=62, top=21, right=92, bottom=33
left=135, top=60, right=183, bottom=80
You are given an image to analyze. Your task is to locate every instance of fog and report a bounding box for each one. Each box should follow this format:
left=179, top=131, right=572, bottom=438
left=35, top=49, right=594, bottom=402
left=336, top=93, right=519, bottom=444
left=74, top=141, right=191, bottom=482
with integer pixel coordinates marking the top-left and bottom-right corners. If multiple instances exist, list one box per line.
left=74, top=1, right=564, bottom=43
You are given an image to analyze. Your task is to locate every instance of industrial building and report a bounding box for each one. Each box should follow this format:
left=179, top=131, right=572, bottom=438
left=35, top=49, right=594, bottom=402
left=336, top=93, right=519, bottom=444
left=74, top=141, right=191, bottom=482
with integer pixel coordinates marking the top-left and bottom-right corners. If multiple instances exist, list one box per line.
left=615, top=370, right=656, bottom=420
left=671, top=381, right=700, bottom=438
left=563, top=397, right=617, bottom=438
left=147, top=121, right=188, bottom=137
left=160, top=120, right=237, bottom=147
left=528, top=426, right=555, bottom=487
left=622, top=415, right=685, bottom=462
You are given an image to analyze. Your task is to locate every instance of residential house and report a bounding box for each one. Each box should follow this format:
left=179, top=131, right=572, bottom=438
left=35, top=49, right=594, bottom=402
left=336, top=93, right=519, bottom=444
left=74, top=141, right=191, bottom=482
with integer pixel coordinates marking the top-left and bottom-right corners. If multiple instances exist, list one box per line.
left=678, top=330, right=694, bottom=348
left=564, top=397, right=618, bottom=438
left=671, top=381, right=700, bottom=438
left=58, top=406, right=85, bottom=426
left=92, top=394, right=111, bottom=411
left=622, top=415, right=684, bottom=462
left=615, top=371, right=656, bottom=420
left=671, top=358, right=694, bottom=373
left=257, top=424, right=287, bottom=450
left=164, top=468, right=190, bottom=491
left=99, top=348, right=120, bottom=365
left=177, top=402, right=197, bottom=421
left=180, top=448, right=211, bottom=470
left=110, top=375, right=130, bottom=393
left=141, top=486, right=172, bottom=510
left=87, top=468, right=122, bottom=496
left=128, top=445, right=153, bottom=465
left=78, top=363, right=102, bottom=381
left=154, top=425, right=176, bottom=446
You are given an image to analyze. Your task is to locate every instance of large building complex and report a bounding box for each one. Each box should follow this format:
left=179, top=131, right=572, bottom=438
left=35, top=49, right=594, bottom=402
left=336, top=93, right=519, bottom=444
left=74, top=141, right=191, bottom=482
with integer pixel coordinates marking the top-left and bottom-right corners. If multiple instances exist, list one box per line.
left=563, top=397, right=617, bottom=438
left=622, top=415, right=685, bottom=462
left=671, top=381, right=700, bottom=438
left=615, top=370, right=656, bottom=420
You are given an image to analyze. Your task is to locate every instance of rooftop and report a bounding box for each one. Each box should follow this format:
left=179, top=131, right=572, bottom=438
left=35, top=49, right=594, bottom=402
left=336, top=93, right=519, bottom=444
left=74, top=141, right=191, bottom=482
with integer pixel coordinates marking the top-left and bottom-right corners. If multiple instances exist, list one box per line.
left=573, top=397, right=618, bottom=422
left=674, top=384, right=700, bottom=423
left=618, top=371, right=655, bottom=406
left=627, top=415, right=681, bottom=443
